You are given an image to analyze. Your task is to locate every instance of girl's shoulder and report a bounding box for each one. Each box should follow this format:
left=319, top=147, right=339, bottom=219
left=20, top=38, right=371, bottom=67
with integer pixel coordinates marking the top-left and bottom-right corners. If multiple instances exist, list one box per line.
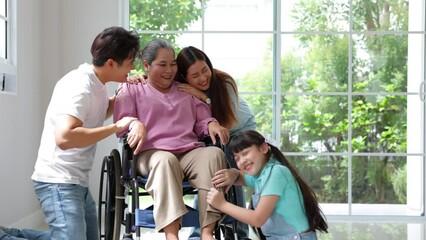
left=268, top=161, right=292, bottom=178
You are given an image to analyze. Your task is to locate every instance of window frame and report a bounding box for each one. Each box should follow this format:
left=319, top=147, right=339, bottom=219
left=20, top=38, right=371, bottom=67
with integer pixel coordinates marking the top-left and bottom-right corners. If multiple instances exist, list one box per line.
left=0, top=0, right=16, bottom=94
left=123, top=0, right=426, bottom=220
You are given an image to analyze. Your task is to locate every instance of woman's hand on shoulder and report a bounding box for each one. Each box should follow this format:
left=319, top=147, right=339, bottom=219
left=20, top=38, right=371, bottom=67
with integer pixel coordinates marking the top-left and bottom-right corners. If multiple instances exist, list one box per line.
left=177, top=83, right=207, bottom=100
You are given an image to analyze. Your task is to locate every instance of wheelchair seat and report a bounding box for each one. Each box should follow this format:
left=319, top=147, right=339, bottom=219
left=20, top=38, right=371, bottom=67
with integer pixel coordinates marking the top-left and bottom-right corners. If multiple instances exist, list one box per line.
left=98, top=137, right=239, bottom=240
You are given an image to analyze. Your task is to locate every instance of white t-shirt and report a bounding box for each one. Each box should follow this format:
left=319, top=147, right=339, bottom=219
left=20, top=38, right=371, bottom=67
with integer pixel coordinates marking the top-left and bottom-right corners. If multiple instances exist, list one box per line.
left=32, top=63, right=108, bottom=187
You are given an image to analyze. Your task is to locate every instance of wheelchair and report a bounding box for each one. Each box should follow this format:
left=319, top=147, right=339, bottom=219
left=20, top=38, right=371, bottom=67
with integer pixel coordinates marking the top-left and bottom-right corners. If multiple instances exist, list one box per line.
left=98, top=138, right=240, bottom=240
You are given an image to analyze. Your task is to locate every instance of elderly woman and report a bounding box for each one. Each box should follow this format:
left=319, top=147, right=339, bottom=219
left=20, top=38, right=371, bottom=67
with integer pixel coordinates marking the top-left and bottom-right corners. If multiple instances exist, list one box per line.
left=114, top=38, right=229, bottom=240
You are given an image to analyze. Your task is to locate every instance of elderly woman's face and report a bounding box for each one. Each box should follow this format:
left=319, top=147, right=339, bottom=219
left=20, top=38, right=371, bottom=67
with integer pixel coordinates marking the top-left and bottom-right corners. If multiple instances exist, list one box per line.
left=144, top=48, right=177, bottom=93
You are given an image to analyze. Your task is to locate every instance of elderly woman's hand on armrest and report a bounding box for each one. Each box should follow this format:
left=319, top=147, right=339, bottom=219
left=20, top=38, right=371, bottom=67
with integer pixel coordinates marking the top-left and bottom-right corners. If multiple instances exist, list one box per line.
left=207, top=121, right=229, bottom=145
left=126, top=120, right=147, bottom=154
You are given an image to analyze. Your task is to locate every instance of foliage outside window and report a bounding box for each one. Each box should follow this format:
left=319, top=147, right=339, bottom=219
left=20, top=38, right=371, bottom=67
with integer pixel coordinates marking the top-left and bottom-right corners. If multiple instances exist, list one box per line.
left=129, top=0, right=424, bottom=216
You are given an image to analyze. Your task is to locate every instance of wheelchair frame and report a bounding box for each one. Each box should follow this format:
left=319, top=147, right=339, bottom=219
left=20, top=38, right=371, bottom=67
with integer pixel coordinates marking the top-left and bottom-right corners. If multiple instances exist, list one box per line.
left=98, top=140, right=240, bottom=240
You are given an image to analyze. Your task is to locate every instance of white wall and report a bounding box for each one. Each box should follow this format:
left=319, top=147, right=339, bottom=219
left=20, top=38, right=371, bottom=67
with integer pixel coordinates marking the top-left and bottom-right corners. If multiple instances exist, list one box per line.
left=0, top=0, right=122, bottom=227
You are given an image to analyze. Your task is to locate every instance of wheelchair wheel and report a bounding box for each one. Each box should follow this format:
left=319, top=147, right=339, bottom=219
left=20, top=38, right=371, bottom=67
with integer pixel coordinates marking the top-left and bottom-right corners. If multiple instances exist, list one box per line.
left=98, top=149, right=124, bottom=240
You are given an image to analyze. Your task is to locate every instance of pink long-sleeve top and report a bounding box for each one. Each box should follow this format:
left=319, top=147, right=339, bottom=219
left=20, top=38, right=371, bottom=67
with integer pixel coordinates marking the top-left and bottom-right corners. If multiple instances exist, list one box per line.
left=113, top=81, right=217, bottom=154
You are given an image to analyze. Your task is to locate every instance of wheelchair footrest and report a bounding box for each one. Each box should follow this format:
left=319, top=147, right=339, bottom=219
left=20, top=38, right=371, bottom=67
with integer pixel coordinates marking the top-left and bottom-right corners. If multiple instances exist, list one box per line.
left=135, top=205, right=199, bottom=229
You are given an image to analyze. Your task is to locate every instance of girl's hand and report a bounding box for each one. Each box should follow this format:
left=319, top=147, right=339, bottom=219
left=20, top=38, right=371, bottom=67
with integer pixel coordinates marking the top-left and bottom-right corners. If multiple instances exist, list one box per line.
left=177, top=83, right=207, bottom=101
left=207, top=187, right=226, bottom=210
left=211, top=169, right=238, bottom=192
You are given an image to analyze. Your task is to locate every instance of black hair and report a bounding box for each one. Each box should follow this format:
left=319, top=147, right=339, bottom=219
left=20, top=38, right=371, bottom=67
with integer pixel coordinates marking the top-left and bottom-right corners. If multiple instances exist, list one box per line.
left=91, top=26, right=140, bottom=67
left=175, top=46, right=238, bottom=129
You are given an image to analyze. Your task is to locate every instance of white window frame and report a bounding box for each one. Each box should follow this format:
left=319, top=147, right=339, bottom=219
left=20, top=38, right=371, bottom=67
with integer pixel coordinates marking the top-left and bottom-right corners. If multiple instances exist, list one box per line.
left=123, top=0, right=426, bottom=224
left=0, top=0, right=16, bottom=94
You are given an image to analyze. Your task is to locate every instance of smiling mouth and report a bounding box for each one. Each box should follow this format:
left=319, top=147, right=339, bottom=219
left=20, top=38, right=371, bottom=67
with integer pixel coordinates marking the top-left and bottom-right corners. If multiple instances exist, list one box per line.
left=244, top=163, right=253, bottom=171
left=162, top=75, right=173, bottom=80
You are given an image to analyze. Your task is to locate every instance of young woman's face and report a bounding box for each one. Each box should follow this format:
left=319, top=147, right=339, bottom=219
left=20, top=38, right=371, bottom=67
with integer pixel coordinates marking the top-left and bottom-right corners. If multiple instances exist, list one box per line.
left=185, top=60, right=212, bottom=91
left=233, top=143, right=269, bottom=176
left=144, top=48, right=177, bottom=92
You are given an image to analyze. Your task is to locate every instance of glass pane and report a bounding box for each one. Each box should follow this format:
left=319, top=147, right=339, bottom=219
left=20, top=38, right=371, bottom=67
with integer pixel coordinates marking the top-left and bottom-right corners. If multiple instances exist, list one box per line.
left=287, top=155, right=349, bottom=215
left=283, top=0, right=350, bottom=32
left=175, top=33, right=202, bottom=50
left=204, top=0, right=273, bottom=31
left=242, top=94, right=272, bottom=134
left=351, top=94, right=408, bottom=154
left=352, top=0, right=409, bottom=31
left=282, top=34, right=349, bottom=92
left=351, top=156, right=422, bottom=216
left=204, top=33, right=272, bottom=82
left=352, top=34, right=408, bottom=93
left=281, top=95, right=348, bottom=153
left=352, top=156, right=406, bottom=206
left=129, top=0, right=203, bottom=31
left=0, top=19, right=5, bottom=59
left=0, top=0, right=5, bottom=17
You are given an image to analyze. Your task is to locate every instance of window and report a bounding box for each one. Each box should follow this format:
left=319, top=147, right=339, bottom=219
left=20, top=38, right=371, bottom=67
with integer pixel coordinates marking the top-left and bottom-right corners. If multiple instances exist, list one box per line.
left=0, top=0, right=16, bottom=94
left=126, top=0, right=426, bottom=219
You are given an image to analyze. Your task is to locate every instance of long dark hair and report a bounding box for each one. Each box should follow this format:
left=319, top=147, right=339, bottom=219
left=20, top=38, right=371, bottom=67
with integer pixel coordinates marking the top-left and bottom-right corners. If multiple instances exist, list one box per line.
left=175, top=46, right=238, bottom=129
left=229, top=130, right=329, bottom=236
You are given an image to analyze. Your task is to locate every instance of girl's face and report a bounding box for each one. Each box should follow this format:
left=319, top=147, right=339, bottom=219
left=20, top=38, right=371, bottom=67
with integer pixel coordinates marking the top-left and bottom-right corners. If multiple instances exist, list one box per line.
left=185, top=60, right=212, bottom=91
left=144, top=48, right=177, bottom=93
left=233, top=142, right=269, bottom=176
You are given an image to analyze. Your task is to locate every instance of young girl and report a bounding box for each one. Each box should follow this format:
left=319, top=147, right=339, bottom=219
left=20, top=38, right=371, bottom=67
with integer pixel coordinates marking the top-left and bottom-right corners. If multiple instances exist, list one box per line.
left=207, top=130, right=328, bottom=240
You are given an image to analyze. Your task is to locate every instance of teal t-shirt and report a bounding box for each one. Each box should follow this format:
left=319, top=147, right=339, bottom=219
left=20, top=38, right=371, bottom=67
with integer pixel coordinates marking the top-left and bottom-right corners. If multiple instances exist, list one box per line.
left=244, top=159, right=310, bottom=233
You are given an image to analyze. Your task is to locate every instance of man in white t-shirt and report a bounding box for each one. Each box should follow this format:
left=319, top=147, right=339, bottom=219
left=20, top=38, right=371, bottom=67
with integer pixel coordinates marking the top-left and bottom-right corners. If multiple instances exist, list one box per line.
left=31, top=26, right=140, bottom=240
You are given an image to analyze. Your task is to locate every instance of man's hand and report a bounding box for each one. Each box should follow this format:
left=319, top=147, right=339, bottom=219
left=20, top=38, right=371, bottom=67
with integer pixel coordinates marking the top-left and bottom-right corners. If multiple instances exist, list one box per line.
left=127, top=75, right=147, bottom=84
left=207, top=121, right=229, bottom=145
left=115, top=117, right=138, bottom=132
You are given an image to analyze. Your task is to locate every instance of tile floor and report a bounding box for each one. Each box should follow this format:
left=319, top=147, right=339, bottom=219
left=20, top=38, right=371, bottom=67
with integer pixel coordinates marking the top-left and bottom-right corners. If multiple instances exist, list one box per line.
left=34, top=219, right=426, bottom=240
left=109, top=219, right=426, bottom=240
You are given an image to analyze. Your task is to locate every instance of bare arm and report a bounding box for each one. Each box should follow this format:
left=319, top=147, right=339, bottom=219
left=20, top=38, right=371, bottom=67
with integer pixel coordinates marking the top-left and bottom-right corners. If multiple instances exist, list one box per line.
left=207, top=188, right=279, bottom=228
left=54, top=114, right=136, bottom=150
left=106, top=94, right=116, bottom=119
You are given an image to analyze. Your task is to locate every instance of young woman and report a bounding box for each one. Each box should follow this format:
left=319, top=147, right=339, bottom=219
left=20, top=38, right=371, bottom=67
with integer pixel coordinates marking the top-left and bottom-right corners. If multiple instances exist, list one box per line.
left=207, top=130, right=328, bottom=240
left=175, top=46, right=256, bottom=137
left=175, top=46, right=256, bottom=239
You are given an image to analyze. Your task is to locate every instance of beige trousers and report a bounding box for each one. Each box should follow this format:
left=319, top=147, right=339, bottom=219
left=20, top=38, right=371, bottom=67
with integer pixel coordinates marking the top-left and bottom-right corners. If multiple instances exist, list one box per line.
left=137, top=146, right=227, bottom=232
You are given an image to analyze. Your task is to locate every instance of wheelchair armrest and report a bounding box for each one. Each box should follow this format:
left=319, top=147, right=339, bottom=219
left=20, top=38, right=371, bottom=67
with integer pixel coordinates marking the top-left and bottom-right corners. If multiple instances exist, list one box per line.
left=200, top=135, right=223, bottom=149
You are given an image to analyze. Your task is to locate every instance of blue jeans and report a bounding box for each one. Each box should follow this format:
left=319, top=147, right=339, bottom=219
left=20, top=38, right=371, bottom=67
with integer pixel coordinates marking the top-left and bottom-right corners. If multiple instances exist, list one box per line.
left=33, top=181, right=99, bottom=240
left=0, top=227, right=50, bottom=240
